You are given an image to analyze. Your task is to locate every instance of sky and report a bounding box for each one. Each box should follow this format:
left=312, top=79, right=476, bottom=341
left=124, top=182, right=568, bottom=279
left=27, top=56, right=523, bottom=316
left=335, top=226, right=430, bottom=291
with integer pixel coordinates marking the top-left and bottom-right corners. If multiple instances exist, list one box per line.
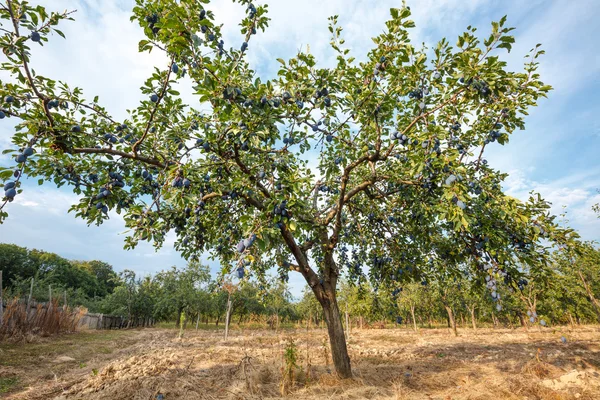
left=1, top=0, right=599, bottom=299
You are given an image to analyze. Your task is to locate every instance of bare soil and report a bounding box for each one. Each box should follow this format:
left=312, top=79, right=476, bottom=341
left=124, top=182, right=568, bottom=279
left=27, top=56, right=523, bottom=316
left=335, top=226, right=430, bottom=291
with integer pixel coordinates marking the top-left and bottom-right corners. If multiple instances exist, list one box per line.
left=1, top=325, right=599, bottom=399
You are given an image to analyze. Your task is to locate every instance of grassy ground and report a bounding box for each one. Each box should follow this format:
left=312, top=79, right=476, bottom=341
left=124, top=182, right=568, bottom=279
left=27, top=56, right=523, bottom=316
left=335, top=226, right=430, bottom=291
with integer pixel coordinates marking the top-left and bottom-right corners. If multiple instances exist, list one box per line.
left=1, top=325, right=599, bottom=399
left=0, top=329, right=142, bottom=397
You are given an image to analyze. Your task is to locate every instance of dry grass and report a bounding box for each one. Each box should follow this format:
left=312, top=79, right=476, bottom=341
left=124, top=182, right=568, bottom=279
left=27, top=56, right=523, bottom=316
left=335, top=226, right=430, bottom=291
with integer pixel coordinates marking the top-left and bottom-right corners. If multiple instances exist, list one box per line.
left=0, top=299, right=85, bottom=341
left=1, top=325, right=599, bottom=399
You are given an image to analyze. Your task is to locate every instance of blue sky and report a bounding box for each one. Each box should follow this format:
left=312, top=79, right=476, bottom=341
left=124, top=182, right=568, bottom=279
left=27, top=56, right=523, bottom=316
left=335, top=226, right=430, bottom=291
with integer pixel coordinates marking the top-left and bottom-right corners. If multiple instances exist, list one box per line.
left=1, top=0, right=599, bottom=298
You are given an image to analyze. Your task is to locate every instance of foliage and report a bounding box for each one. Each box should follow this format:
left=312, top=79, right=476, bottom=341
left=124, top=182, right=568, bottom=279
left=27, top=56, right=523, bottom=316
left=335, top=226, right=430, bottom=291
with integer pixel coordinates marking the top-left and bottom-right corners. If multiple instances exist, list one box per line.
left=0, top=243, right=118, bottom=309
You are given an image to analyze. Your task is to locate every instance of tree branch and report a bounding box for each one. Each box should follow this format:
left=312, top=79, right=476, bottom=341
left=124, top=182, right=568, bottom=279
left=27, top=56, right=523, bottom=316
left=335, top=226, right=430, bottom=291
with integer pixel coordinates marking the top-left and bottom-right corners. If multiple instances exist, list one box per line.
left=70, top=147, right=166, bottom=168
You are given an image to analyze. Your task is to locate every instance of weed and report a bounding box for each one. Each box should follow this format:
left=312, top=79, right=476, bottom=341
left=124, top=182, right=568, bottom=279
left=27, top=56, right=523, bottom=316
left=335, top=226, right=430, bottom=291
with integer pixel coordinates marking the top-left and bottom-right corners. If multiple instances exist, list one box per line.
left=280, top=337, right=298, bottom=395
left=0, top=377, right=19, bottom=393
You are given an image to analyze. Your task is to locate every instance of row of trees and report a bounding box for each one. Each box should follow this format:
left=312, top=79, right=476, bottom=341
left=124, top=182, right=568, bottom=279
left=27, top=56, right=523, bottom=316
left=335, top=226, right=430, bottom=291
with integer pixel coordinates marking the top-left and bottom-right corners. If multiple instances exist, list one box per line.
left=2, top=239, right=599, bottom=334
left=0, top=243, right=299, bottom=328
left=100, top=262, right=296, bottom=329
left=323, top=242, right=600, bottom=333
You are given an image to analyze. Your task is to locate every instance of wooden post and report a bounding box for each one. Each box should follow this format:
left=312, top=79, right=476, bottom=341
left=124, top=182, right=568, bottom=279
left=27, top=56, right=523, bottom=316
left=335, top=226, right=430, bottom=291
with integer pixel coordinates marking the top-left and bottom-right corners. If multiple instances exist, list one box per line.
left=63, top=291, right=67, bottom=310
left=345, top=303, right=350, bottom=340
left=224, top=292, right=232, bottom=340
left=0, top=270, right=3, bottom=327
left=26, top=277, right=34, bottom=317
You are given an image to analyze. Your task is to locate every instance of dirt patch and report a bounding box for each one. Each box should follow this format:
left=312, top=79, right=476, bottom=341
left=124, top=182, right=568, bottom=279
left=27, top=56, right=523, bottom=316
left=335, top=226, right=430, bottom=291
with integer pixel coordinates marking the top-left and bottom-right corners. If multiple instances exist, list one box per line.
left=2, top=326, right=600, bottom=399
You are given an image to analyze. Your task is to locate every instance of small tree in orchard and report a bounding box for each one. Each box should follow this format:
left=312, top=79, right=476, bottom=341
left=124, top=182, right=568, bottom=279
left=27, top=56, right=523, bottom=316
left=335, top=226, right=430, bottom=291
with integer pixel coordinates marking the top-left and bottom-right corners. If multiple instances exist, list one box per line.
left=0, top=0, right=570, bottom=378
left=396, top=281, right=424, bottom=332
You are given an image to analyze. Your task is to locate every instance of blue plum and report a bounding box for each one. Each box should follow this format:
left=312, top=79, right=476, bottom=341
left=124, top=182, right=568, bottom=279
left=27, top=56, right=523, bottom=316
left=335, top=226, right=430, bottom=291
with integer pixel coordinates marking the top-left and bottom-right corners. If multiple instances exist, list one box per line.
left=5, top=188, right=16, bottom=198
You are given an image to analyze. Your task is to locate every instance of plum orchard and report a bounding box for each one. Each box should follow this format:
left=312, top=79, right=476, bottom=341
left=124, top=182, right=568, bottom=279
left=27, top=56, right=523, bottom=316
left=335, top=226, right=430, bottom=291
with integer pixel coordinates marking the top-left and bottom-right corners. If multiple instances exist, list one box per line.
left=0, top=0, right=575, bottom=378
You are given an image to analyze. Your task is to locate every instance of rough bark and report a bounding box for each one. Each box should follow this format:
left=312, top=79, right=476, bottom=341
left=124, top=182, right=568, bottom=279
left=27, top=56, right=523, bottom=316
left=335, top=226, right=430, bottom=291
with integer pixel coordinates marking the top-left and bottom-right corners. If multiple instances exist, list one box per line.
left=320, top=296, right=352, bottom=379
left=470, top=306, right=477, bottom=331
left=445, top=306, right=458, bottom=337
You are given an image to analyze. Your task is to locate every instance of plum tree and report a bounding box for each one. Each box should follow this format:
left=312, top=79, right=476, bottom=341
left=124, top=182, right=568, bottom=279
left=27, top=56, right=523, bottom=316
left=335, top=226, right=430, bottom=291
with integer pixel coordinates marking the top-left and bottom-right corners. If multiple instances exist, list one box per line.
left=0, top=0, right=573, bottom=378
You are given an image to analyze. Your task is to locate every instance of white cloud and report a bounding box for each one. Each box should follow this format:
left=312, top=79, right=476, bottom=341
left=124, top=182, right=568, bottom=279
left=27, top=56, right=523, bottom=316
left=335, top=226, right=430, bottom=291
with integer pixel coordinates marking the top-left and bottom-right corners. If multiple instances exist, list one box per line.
left=503, top=168, right=600, bottom=241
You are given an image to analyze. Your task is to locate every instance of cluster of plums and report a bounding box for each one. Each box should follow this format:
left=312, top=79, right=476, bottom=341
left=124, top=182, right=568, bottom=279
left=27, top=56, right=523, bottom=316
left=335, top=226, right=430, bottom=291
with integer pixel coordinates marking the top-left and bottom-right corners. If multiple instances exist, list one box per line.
left=236, top=233, right=257, bottom=253
left=171, top=176, right=191, bottom=189
left=3, top=180, right=18, bottom=200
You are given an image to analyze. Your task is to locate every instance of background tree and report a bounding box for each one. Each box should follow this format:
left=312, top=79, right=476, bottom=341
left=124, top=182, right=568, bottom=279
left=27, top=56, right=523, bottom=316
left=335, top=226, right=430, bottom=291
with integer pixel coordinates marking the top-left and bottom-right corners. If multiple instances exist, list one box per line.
left=153, top=261, right=211, bottom=327
left=0, top=0, right=570, bottom=378
left=296, top=286, right=323, bottom=328
left=396, top=281, right=424, bottom=332
left=0, top=243, right=37, bottom=284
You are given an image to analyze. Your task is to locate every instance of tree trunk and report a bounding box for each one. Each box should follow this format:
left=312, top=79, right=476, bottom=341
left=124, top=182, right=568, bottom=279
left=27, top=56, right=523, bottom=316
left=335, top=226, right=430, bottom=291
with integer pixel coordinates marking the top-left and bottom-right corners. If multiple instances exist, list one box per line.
left=517, top=311, right=526, bottom=328
left=195, top=313, right=200, bottom=330
left=491, top=311, right=498, bottom=328
left=470, top=306, right=477, bottom=331
left=216, top=315, right=220, bottom=326
left=410, top=305, right=418, bottom=332
left=175, top=306, right=183, bottom=328
left=445, top=306, right=458, bottom=337
left=577, top=270, right=600, bottom=323
left=568, top=312, right=575, bottom=328
left=318, top=293, right=352, bottom=379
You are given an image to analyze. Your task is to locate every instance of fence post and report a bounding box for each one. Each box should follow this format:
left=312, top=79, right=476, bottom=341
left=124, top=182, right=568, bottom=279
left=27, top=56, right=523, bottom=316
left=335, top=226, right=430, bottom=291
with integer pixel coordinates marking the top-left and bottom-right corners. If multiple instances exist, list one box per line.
left=26, top=277, right=34, bottom=318
left=0, top=270, right=3, bottom=327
